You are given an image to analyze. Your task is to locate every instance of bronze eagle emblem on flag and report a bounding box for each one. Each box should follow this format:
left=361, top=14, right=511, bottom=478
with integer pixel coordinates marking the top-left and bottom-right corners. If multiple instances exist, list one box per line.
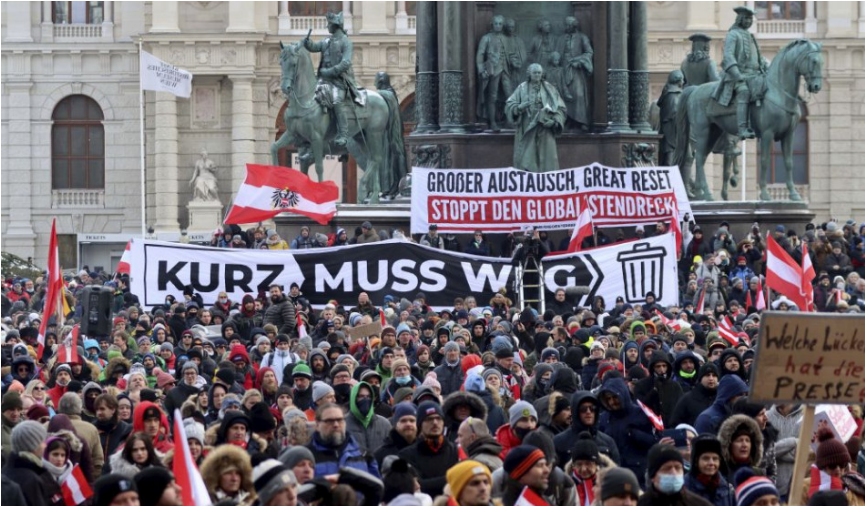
left=271, top=187, right=300, bottom=209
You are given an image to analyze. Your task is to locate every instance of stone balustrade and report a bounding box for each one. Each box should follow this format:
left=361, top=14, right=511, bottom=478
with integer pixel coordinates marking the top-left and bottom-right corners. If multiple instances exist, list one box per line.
left=51, top=189, right=105, bottom=209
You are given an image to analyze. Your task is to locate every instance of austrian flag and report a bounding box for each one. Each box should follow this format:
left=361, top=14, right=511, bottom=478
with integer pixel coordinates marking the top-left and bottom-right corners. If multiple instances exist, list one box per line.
left=225, top=164, right=339, bottom=225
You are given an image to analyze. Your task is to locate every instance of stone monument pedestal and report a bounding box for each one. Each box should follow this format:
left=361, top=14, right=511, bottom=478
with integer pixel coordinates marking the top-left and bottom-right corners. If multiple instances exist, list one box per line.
left=690, top=201, right=815, bottom=239
left=188, top=200, right=224, bottom=232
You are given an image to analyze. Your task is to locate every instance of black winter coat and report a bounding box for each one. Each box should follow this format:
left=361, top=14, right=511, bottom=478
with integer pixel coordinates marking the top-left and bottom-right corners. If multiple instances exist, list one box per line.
left=264, top=295, right=297, bottom=336
left=553, top=391, right=621, bottom=467
left=98, top=419, right=132, bottom=462
left=2, top=452, right=64, bottom=506
left=373, top=428, right=414, bottom=466
left=670, top=382, right=717, bottom=428
left=398, top=437, right=459, bottom=497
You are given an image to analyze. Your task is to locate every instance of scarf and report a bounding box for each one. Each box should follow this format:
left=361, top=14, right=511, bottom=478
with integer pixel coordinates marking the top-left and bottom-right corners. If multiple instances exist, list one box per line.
left=42, top=458, right=73, bottom=482
left=571, top=470, right=595, bottom=506
left=679, top=369, right=696, bottom=379
left=426, top=436, right=445, bottom=453
left=696, top=472, right=721, bottom=492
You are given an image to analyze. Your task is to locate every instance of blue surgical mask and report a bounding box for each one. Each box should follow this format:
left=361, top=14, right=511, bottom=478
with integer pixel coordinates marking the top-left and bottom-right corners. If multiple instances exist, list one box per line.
left=657, top=473, right=684, bottom=494
left=395, top=375, right=412, bottom=386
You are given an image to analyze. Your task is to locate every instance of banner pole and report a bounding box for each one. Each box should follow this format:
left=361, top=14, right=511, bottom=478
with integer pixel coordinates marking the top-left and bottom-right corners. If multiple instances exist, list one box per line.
left=741, top=139, right=747, bottom=201
left=139, top=39, right=146, bottom=239
left=789, top=405, right=815, bottom=505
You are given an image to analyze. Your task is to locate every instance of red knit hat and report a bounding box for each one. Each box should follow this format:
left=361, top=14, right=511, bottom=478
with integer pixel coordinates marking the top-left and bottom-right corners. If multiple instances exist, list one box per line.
left=815, top=428, right=851, bottom=470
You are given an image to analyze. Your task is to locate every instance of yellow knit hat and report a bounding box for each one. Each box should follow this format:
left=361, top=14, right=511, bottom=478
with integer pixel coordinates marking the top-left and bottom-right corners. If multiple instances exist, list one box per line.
left=446, top=460, right=492, bottom=500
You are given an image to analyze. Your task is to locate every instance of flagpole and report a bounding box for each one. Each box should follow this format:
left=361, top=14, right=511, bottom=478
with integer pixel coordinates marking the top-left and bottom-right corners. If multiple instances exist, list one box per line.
left=139, top=39, right=146, bottom=239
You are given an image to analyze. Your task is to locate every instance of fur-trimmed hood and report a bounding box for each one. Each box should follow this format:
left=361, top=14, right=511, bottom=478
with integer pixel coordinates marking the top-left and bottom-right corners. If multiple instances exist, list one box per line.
left=199, top=444, right=255, bottom=497
left=718, top=414, right=764, bottom=467
left=102, top=356, right=131, bottom=383
left=442, top=391, right=488, bottom=426
left=564, top=452, right=616, bottom=475
left=48, top=428, right=84, bottom=454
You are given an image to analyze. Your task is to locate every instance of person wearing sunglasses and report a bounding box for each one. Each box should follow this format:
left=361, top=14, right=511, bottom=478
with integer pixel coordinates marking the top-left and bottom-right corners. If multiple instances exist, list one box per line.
left=553, top=391, right=621, bottom=469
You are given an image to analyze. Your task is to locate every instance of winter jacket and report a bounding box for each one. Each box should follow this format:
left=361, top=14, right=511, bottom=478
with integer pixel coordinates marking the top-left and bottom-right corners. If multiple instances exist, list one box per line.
left=1, top=452, right=64, bottom=506
left=398, top=436, right=459, bottom=497
left=554, top=391, right=621, bottom=467
left=472, top=388, right=507, bottom=434
left=684, top=473, right=734, bottom=506
left=307, top=431, right=380, bottom=478
left=718, top=414, right=765, bottom=482
left=373, top=428, right=415, bottom=467
left=464, top=435, right=504, bottom=471
left=97, top=419, right=132, bottom=464
left=66, top=414, right=104, bottom=476
left=432, top=360, right=464, bottom=397
left=345, top=382, right=392, bottom=454
left=443, top=391, right=488, bottom=442
left=694, top=375, right=748, bottom=435
left=672, top=351, right=701, bottom=393
left=634, top=350, right=684, bottom=427
left=765, top=405, right=802, bottom=497
left=597, top=378, right=658, bottom=487
left=638, top=484, right=714, bottom=506
left=132, top=401, right=174, bottom=454
left=260, top=350, right=300, bottom=386
left=670, top=382, right=717, bottom=428
left=1, top=416, right=13, bottom=465
left=164, top=381, right=200, bottom=418
left=264, top=295, right=297, bottom=336
left=495, top=423, right=523, bottom=461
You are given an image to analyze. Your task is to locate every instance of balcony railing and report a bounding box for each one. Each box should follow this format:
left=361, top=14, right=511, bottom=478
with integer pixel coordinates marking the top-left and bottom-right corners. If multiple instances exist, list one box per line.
left=766, top=183, right=809, bottom=201
left=287, top=16, right=330, bottom=35
left=52, top=189, right=105, bottom=209
left=756, top=19, right=805, bottom=38
left=53, top=23, right=104, bottom=41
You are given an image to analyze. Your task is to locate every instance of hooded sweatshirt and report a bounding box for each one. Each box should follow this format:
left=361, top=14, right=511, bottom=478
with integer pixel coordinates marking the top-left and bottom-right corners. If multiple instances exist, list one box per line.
left=694, top=375, right=749, bottom=435
left=597, top=377, right=657, bottom=486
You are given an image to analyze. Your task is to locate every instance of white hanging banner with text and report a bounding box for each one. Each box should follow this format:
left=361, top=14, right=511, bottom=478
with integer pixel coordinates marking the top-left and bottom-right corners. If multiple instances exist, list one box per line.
left=410, top=164, right=692, bottom=234
left=140, top=50, right=193, bottom=98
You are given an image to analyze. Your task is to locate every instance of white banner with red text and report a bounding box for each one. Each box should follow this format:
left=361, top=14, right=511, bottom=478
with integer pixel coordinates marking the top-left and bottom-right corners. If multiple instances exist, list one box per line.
left=410, top=164, right=692, bottom=234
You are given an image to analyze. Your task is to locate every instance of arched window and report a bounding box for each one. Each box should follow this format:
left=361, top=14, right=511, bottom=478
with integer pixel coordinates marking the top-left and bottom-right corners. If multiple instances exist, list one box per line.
left=763, top=103, right=809, bottom=184
left=52, top=95, right=105, bottom=189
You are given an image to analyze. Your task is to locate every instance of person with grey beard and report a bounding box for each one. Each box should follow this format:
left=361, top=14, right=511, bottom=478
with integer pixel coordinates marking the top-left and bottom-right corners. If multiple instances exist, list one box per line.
left=305, top=403, right=380, bottom=478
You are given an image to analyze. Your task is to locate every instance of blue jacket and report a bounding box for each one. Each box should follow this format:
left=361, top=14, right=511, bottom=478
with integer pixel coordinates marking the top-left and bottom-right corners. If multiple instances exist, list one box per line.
left=597, top=377, right=658, bottom=487
left=694, top=375, right=749, bottom=435
left=685, top=473, right=734, bottom=506
left=307, top=431, right=380, bottom=478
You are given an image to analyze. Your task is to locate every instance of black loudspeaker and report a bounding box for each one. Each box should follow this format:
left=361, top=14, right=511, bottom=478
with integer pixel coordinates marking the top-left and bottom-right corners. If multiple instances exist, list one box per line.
left=80, top=286, right=113, bottom=337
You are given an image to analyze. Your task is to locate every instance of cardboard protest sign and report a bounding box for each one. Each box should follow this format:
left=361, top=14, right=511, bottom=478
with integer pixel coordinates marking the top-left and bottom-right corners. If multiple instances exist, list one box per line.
left=809, top=405, right=858, bottom=451
left=345, top=322, right=383, bottom=341
left=749, top=312, right=865, bottom=404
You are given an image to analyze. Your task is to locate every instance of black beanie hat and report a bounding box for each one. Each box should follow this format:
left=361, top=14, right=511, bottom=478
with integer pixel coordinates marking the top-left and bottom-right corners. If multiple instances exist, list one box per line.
left=416, top=401, right=444, bottom=427
left=134, top=467, right=174, bottom=506
left=599, top=468, right=641, bottom=501
left=571, top=432, right=600, bottom=463
left=216, top=367, right=235, bottom=385
left=697, top=362, right=720, bottom=381
left=249, top=402, right=277, bottom=433
left=627, top=365, right=649, bottom=382
left=647, top=442, right=684, bottom=479
left=94, top=474, right=138, bottom=506
left=503, top=445, right=546, bottom=480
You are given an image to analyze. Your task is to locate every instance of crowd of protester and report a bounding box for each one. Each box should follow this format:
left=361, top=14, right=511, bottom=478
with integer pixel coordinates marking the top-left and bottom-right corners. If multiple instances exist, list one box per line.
left=1, top=218, right=864, bottom=506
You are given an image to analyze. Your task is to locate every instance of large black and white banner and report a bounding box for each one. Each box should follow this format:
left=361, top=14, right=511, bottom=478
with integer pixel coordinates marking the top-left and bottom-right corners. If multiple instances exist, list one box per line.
left=128, top=234, right=678, bottom=309
left=128, top=240, right=515, bottom=309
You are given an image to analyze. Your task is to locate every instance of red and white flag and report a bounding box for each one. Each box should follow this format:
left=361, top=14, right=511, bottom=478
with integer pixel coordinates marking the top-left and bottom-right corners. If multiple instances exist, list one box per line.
left=116, top=241, right=132, bottom=276
left=637, top=399, right=665, bottom=431
left=55, top=324, right=80, bottom=364
left=807, top=464, right=843, bottom=498
left=61, top=464, right=93, bottom=505
left=38, top=219, right=65, bottom=360
left=695, top=285, right=706, bottom=314
left=224, top=164, right=339, bottom=225
left=567, top=206, right=594, bottom=253
left=173, top=409, right=213, bottom=506
left=654, top=309, right=682, bottom=332
left=379, top=308, right=387, bottom=327
left=297, top=313, right=308, bottom=339
left=718, top=316, right=739, bottom=346
left=514, top=486, right=548, bottom=506
left=801, top=242, right=815, bottom=312
left=766, top=233, right=806, bottom=309
left=669, top=200, right=682, bottom=258
left=755, top=278, right=767, bottom=311
left=745, top=289, right=753, bottom=311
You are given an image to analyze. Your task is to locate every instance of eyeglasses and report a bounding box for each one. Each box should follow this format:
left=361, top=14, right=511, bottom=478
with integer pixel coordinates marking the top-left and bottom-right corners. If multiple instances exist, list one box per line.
left=579, top=405, right=597, bottom=413
left=33, top=386, right=45, bottom=391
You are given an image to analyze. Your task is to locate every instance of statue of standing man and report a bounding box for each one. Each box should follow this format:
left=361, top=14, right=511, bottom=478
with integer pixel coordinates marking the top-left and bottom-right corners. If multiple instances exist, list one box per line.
left=559, top=16, right=594, bottom=130
left=656, top=70, right=684, bottom=166
left=505, top=64, right=567, bottom=173
left=476, top=15, right=512, bottom=132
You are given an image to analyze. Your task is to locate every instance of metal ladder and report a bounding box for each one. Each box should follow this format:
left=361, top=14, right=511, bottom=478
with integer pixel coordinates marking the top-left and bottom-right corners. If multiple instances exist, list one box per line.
left=514, top=254, right=545, bottom=314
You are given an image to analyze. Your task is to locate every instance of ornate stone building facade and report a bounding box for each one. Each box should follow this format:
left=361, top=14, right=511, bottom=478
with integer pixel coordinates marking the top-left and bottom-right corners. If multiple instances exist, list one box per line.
left=2, top=1, right=864, bottom=268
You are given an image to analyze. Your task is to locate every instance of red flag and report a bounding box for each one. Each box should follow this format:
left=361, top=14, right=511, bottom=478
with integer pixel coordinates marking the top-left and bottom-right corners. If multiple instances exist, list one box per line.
left=718, top=316, right=739, bottom=346
left=514, top=486, right=549, bottom=506
left=801, top=242, right=815, bottom=311
left=224, top=164, right=339, bottom=225
left=637, top=399, right=665, bottom=431
left=567, top=206, right=594, bottom=253
left=61, top=465, right=93, bottom=505
left=297, top=313, right=308, bottom=338
left=116, top=241, right=132, bottom=275
left=766, top=233, right=806, bottom=309
left=808, top=464, right=843, bottom=498
left=654, top=309, right=682, bottom=332
left=37, top=219, right=65, bottom=360
left=695, top=285, right=706, bottom=314
left=173, top=410, right=213, bottom=505
left=380, top=308, right=387, bottom=327
left=669, top=200, right=682, bottom=258
left=755, top=278, right=766, bottom=311
left=745, top=289, right=753, bottom=311
left=55, top=324, right=80, bottom=364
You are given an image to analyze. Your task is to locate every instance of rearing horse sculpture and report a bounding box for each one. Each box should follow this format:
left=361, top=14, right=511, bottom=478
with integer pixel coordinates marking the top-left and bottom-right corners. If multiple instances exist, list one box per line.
left=674, top=39, right=823, bottom=201
left=270, top=41, right=398, bottom=204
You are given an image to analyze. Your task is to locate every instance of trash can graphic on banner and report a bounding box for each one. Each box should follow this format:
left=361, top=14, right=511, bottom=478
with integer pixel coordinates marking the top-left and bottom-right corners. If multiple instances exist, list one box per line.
left=616, top=242, right=667, bottom=303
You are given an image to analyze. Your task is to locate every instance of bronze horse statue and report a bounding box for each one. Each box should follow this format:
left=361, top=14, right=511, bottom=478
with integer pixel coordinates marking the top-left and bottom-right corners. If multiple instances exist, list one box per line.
left=270, top=41, right=399, bottom=204
left=674, top=39, right=823, bottom=201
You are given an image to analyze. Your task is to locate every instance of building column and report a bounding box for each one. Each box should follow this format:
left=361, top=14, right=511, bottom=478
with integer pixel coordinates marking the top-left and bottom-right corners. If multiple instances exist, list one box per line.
left=438, top=1, right=464, bottom=133
left=278, top=1, right=291, bottom=34
left=858, top=1, right=865, bottom=35
left=4, top=82, right=36, bottom=257
left=342, top=1, right=353, bottom=33
left=154, top=92, right=180, bottom=232
left=415, top=1, right=439, bottom=133
left=4, top=1, right=34, bottom=42
left=395, top=0, right=409, bottom=33
left=359, top=1, right=387, bottom=34
left=227, top=1, right=257, bottom=32
left=42, top=1, right=54, bottom=42
left=805, top=0, right=818, bottom=33
left=628, top=1, right=651, bottom=132
left=230, top=75, right=256, bottom=197
left=150, top=1, right=180, bottom=33
left=607, top=1, right=630, bottom=132
left=102, top=1, right=114, bottom=40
